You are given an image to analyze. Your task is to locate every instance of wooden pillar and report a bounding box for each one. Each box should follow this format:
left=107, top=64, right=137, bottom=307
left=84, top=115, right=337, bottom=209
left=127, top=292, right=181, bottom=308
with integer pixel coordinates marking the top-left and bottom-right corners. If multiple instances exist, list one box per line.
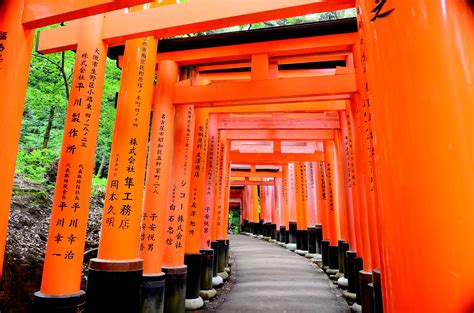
left=86, top=24, right=158, bottom=312
left=184, top=108, right=209, bottom=307
left=280, top=165, right=290, bottom=231
left=220, top=146, right=231, bottom=239
left=139, top=59, right=178, bottom=311
left=316, top=161, right=328, bottom=239
left=340, top=108, right=364, bottom=255
left=33, top=15, right=107, bottom=311
left=201, top=114, right=218, bottom=249
left=334, top=131, right=350, bottom=244
left=287, top=163, right=297, bottom=223
left=185, top=108, right=210, bottom=253
left=0, top=0, right=34, bottom=277
left=352, top=44, right=380, bottom=273
left=272, top=181, right=280, bottom=231
left=251, top=185, right=260, bottom=225
left=357, top=1, right=474, bottom=311
left=306, top=162, right=318, bottom=227
left=162, top=104, right=195, bottom=312
left=323, top=141, right=341, bottom=246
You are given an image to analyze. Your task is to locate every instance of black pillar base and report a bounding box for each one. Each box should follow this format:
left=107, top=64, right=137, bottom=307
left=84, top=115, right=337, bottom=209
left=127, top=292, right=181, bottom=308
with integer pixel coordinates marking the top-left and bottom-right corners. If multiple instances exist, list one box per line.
left=85, top=259, right=143, bottom=313
left=321, top=240, right=330, bottom=267
left=217, top=239, right=226, bottom=273
left=33, top=291, right=85, bottom=313
left=163, top=265, right=187, bottom=313
left=296, top=230, right=302, bottom=250
left=338, top=240, right=349, bottom=274
left=225, top=239, right=230, bottom=266
left=288, top=222, right=297, bottom=244
left=141, top=273, right=166, bottom=313
left=315, top=225, right=323, bottom=254
left=346, top=251, right=357, bottom=293
left=307, top=227, right=317, bottom=254
left=211, top=241, right=218, bottom=277
left=301, top=230, right=308, bottom=251
left=243, top=220, right=249, bottom=232
left=200, top=249, right=214, bottom=291
left=354, top=257, right=364, bottom=304
left=285, top=228, right=290, bottom=244
left=257, top=221, right=264, bottom=236
left=270, top=224, right=277, bottom=239
left=276, top=230, right=281, bottom=242
left=279, top=226, right=286, bottom=243
left=373, top=269, right=383, bottom=313
left=328, top=245, right=339, bottom=270
left=360, top=271, right=374, bottom=313
left=184, top=253, right=202, bottom=300
left=263, top=222, right=271, bottom=237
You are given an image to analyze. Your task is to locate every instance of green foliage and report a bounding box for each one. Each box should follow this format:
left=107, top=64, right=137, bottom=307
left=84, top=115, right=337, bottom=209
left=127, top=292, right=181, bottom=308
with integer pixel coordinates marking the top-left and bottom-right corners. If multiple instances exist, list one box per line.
left=17, top=25, right=121, bottom=184
left=228, top=210, right=240, bottom=234
left=16, top=149, right=57, bottom=182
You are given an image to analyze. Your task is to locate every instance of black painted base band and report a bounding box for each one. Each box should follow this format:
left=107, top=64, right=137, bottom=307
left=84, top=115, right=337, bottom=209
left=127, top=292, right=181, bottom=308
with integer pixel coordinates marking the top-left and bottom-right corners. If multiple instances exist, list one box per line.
left=163, top=265, right=187, bottom=313
left=307, top=227, right=317, bottom=254
left=328, top=245, right=339, bottom=270
left=33, top=291, right=85, bottom=313
left=86, top=258, right=144, bottom=313
left=346, top=251, right=357, bottom=293
left=359, top=270, right=374, bottom=313
left=217, top=239, right=226, bottom=273
left=184, top=253, right=202, bottom=299
left=321, top=240, right=330, bottom=267
left=225, top=239, right=230, bottom=266
left=315, top=225, right=323, bottom=254
left=288, top=222, right=297, bottom=244
left=200, top=249, right=214, bottom=290
left=354, top=257, right=364, bottom=304
left=279, top=226, right=286, bottom=243
left=141, top=273, right=166, bottom=313
left=210, top=241, right=218, bottom=276
left=338, top=240, right=349, bottom=273
left=373, top=269, right=383, bottom=313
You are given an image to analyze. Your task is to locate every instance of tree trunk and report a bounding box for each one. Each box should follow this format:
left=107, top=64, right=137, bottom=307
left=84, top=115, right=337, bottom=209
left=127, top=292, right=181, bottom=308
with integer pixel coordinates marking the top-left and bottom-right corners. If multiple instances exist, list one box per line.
left=42, top=105, right=55, bottom=149
left=96, top=154, right=106, bottom=177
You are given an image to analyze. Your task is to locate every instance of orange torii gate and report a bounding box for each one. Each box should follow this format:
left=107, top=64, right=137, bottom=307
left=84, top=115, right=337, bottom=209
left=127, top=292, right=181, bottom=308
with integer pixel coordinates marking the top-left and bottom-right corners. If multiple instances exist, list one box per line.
left=1, top=1, right=473, bottom=313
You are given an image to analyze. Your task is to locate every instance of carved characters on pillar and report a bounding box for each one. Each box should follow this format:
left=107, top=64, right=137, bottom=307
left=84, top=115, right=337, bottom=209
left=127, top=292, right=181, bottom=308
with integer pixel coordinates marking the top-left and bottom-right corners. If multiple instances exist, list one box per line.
left=0, top=31, right=6, bottom=69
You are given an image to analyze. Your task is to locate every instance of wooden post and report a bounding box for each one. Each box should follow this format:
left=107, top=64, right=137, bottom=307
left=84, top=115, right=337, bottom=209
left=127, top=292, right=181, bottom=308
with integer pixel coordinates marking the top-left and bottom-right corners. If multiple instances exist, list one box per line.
left=0, top=0, right=34, bottom=277
left=357, top=1, right=474, bottom=311
left=162, top=104, right=195, bottom=313
left=184, top=108, right=209, bottom=308
left=86, top=15, right=158, bottom=312
left=201, top=114, right=218, bottom=249
left=33, top=14, right=107, bottom=311
left=139, top=59, right=179, bottom=311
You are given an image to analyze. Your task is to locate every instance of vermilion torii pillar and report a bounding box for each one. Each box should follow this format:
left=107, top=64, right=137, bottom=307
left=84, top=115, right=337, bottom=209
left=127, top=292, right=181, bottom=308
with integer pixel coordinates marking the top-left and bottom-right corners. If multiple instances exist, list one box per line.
left=161, top=104, right=195, bottom=313
left=280, top=165, right=291, bottom=244
left=286, top=163, right=298, bottom=251
left=184, top=108, right=210, bottom=309
left=357, top=1, right=474, bottom=312
left=213, top=132, right=230, bottom=280
left=33, top=15, right=108, bottom=312
left=305, top=161, right=320, bottom=257
left=0, top=2, right=34, bottom=279
left=139, top=59, right=179, bottom=312
left=86, top=20, right=158, bottom=312
left=323, top=140, right=342, bottom=274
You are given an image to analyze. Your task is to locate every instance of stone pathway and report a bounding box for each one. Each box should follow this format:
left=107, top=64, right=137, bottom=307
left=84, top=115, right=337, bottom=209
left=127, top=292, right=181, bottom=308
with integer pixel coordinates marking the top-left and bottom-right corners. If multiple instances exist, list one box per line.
left=216, top=234, right=350, bottom=313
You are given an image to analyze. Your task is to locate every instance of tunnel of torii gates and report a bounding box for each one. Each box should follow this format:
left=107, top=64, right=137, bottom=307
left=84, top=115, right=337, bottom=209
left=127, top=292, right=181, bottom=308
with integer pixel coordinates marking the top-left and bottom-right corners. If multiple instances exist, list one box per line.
left=1, top=0, right=473, bottom=313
